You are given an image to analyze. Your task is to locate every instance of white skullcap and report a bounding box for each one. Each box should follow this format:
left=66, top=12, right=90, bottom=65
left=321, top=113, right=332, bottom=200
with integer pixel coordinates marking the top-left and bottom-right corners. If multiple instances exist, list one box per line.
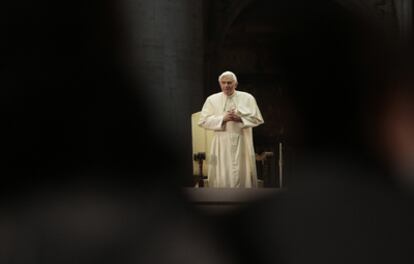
left=218, top=71, right=238, bottom=83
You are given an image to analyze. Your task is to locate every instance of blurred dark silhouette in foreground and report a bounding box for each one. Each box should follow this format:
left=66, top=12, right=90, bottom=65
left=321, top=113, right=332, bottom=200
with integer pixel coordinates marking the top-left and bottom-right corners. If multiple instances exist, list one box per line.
left=1, top=1, right=236, bottom=263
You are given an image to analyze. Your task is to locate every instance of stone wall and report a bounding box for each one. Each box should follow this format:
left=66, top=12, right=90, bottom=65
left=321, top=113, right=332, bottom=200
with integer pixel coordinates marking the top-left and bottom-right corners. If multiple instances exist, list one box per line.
left=121, top=0, right=205, bottom=183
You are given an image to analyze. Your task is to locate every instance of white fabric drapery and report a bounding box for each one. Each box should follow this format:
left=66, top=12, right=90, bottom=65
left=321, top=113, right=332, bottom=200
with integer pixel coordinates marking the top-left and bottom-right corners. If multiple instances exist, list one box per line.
left=198, top=91, right=264, bottom=188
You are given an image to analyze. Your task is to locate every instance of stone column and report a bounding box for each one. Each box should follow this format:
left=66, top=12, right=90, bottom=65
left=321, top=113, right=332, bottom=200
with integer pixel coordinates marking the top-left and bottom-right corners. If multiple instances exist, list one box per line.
left=394, top=0, right=413, bottom=39
left=121, top=0, right=205, bottom=183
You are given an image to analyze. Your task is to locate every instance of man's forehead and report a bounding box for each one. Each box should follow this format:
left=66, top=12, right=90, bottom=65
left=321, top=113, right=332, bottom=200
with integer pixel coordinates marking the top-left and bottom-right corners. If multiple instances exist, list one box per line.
left=220, top=76, right=235, bottom=82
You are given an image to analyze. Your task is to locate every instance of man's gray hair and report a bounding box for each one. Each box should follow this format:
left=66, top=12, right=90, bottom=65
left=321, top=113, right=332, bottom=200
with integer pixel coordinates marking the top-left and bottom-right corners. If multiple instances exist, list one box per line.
left=218, top=71, right=238, bottom=83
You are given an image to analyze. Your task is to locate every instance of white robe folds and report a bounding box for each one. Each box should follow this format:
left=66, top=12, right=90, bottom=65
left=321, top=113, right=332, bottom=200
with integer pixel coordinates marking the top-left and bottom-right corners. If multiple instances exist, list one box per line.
left=198, top=91, right=264, bottom=188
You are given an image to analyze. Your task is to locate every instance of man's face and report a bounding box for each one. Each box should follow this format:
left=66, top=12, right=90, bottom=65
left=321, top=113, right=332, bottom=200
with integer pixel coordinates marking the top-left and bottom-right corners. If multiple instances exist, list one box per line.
left=219, top=77, right=237, bottom=96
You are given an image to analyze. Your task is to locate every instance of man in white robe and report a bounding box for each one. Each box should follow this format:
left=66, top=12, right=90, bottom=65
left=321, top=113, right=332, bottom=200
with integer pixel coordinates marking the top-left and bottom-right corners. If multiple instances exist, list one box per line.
left=198, top=71, right=264, bottom=188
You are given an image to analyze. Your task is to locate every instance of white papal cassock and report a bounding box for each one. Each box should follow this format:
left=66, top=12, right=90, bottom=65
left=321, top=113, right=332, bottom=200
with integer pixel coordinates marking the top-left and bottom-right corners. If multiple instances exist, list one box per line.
left=198, top=91, right=264, bottom=188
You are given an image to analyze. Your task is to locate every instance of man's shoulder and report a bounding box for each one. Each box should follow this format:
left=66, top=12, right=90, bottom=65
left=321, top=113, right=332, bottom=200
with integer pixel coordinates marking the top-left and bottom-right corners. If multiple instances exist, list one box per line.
left=207, top=92, right=223, bottom=100
left=205, top=91, right=255, bottom=100
left=237, top=91, right=255, bottom=99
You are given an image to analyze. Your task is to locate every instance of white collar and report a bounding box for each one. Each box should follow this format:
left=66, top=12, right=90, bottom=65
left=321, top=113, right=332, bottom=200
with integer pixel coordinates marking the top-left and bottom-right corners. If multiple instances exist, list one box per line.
left=223, top=91, right=237, bottom=98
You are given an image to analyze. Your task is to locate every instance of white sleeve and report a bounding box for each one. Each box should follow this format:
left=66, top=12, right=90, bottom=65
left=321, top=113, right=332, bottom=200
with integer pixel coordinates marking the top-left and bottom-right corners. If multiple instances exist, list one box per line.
left=238, top=96, right=264, bottom=128
left=198, top=98, right=224, bottom=131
